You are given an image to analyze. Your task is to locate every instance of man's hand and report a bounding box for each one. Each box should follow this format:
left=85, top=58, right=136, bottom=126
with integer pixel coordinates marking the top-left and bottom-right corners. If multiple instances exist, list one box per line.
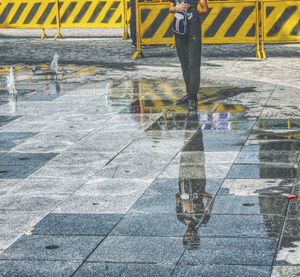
left=176, top=2, right=190, bottom=11
left=199, top=0, right=208, bottom=14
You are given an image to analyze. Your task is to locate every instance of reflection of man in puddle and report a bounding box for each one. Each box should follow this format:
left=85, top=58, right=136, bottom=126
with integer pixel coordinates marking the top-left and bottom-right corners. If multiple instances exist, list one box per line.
left=176, top=111, right=213, bottom=247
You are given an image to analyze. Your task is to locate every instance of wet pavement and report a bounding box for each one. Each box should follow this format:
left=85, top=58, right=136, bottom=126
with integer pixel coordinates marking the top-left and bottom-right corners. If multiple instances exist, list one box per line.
left=1, top=31, right=300, bottom=277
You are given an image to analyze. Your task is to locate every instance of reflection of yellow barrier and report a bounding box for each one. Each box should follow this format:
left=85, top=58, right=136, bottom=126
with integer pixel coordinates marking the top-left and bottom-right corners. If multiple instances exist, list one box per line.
left=260, top=0, right=300, bottom=58
left=132, top=0, right=262, bottom=60
left=0, top=0, right=130, bottom=39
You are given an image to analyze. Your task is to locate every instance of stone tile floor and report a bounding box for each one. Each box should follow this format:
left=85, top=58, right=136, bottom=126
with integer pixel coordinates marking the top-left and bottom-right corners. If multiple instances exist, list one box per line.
left=0, top=64, right=299, bottom=277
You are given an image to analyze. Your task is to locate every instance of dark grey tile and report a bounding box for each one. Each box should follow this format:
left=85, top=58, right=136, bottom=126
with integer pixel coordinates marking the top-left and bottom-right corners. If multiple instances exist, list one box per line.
left=111, top=213, right=195, bottom=237
left=275, top=237, right=300, bottom=265
left=147, top=178, right=223, bottom=195
left=218, top=179, right=294, bottom=197
left=182, top=139, right=244, bottom=152
left=130, top=192, right=212, bottom=215
left=74, top=262, right=173, bottom=277
left=211, top=195, right=288, bottom=215
left=0, top=260, right=80, bottom=277
left=173, top=265, right=272, bottom=277
left=0, top=235, right=104, bottom=261
left=88, top=236, right=184, bottom=264
left=0, top=165, right=40, bottom=179
left=272, top=266, right=300, bottom=277
left=243, top=140, right=300, bottom=151
left=121, top=100, right=174, bottom=114
left=33, top=213, right=123, bottom=236
left=235, top=150, right=300, bottom=165
left=179, top=237, right=277, bottom=265
left=227, top=164, right=298, bottom=179
left=0, top=116, right=21, bottom=127
left=0, top=153, right=57, bottom=166
left=255, top=119, right=300, bottom=130
left=199, top=214, right=284, bottom=238
left=0, top=132, right=37, bottom=151
left=282, top=217, right=300, bottom=239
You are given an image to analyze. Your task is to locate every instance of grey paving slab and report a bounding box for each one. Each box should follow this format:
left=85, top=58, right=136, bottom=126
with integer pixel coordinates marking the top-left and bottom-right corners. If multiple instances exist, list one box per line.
left=88, top=236, right=184, bottom=264
left=235, top=151, right=300, bottom=165
left=179, top=237, right=277, bottom=265
left=173, top=265, right=272, bottom=277
left=211, top=195, right=288, bottom=215
left=32, top=213, right=123, bottom=236
left=54, top=194, right=140, bottom=214
left=29, top=164, right=98, bottom=179
left=272, top=266, right=300, bottom=277
left=0, top=116, right=21, bottom=127
left=182, top=139, right=245, bottom=152
left=75, top=178, right=152, bottom=196
left=275, top=237, right=300, bottom=265
left=0, top=153, right=57, bottom=166
left=6, top=178, right=86, bottom=196
left=74, top=262, right=173, bottom=277
left=243, top=140, right=300, bottom=151
left=159, top=163, right=232, bottom=179
left=282, top=217, right=300, bottom=239
left=254, top=119, right=300, bottom=130
left=111, top=213, right=192, bottom=237
left=0, top=211, right=45, bottom=236
left=96, top=163, right=164, bottom=179
left=147, top=178, right=223, bottom=195
left=227, top=164, right=299, bottom=179
left=0, top=260, right=80, bottom=277
left=172, top=151, right=239, bottom=165
left=218, top=179, right=294, bottom=196
left=0, top=235, right=104, bottom=261
left=0, top=195, right=65, bottom=211
left=0, top=179, right=19, bottom=194
left=0, top=165, right=41, bottom=179
left=130, top=192, right=211, bottom=215
left=0, top=132, right=37, bottom=151
left=198, top=214, right=284, bottom=238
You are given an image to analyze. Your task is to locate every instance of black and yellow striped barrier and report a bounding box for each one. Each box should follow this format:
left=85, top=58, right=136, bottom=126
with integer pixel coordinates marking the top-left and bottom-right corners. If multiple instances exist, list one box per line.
left=132, top=0, right=261, bottom=59
left=0, top=0, right=61, bottom=39
left=0, top=0, right=130, bottom=39
left=260, top=0, right=300, bottom=58
left=132, top=0, right=262, bottom=59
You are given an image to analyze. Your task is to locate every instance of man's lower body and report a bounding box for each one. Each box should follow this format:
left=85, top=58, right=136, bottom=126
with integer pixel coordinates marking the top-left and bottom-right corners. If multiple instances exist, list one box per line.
left=175, top=15, right=201, bottom=110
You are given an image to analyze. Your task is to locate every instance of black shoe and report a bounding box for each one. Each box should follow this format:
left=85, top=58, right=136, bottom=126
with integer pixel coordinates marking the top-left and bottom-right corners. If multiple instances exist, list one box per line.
left=176, top=95, right=189, bottom=105
left=188, top=99, right=197, bottom=111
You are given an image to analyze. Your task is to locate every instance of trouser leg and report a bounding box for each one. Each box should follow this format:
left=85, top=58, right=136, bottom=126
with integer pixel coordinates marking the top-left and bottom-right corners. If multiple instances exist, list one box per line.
left=187, top=16, right=201, bottom=100
left=175, top=34, right=190, bottom=95
left=129, top=0, right=136, bottom=45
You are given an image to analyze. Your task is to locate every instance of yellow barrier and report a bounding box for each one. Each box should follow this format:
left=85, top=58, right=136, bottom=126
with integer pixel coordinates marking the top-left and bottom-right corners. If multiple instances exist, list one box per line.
left=132, top=0, right=262, bottom=60
left=260, top=0, right=300, bottom=58
left=0, top=0, right=61, bottom=39
left=0, top=0, right=130, bottom=39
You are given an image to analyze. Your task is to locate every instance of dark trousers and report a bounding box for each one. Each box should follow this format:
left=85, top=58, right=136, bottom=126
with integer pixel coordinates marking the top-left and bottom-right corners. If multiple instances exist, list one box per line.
left=175, top=15, right=201, bottom=100
left=129, top=0, right=136, bottom=45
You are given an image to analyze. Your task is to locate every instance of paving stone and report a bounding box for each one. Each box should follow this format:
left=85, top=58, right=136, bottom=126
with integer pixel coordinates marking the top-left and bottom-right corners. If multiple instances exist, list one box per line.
left=272, top=266, right=300, bottom=277
left=54, top=194, right=140, bottom=214
left=74, top=262, right=173, bottom=277
left=0, top=195, right=65, bottom=211
left=212, top=195, right=288, bottom=215
left=6, top=178, right=86, bottom=196
left=32, top=213, right=123, bottom=236
left=0, top=260, right=80, bottom=277
left=198, top=214, right=284, bottom=238
left=275, top=237, right=300, bottom=265
left=0, top=153, right=57, bottom=166
left=0, top=165, right=42, bottom=179
left=147, top=178, right=223, bottom=195
left=75, top=178, right=152, bottom=196
left=111, top=213, right=192, bottom=237
left=88, top=236, right=184, bottom=264
left=0, top=235, right=104, bottom=261
left=173, top=265, right=272, bottom=277
left=218, top=179, right=294, bottom=196
left=179, top=237, right=277, bottom=265
left=227, top=164, right=299, bottom=179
